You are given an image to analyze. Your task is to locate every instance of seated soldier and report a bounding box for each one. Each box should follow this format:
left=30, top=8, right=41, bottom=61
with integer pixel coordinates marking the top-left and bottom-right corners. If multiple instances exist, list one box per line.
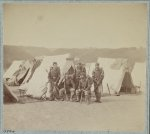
left=5, top=76, right=19, bottom=86
left=74, top=62, right=86, bottom=90
left=59, top=73, right=75, bottom=101
left=76, top=73, right=93, bottom=103
left=84, top=75, right=93, bottom=104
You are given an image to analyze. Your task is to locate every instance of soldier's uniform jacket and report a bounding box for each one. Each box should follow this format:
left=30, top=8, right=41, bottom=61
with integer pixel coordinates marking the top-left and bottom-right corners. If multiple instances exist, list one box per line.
left=78, top=76, right=93, bottom=91
left=92, top=67, right=104, bottom=85
left=48, top=67, right=60, bottom=83
left=74, top=66, right=86, bottom=79
left=64, top=76, right=75, bottom=90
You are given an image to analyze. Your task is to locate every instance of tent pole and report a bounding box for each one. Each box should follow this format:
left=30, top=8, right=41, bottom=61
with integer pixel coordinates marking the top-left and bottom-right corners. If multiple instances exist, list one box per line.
left=139, top=81, right=141, bottom=92
left=107, top=83, right=111, bottom=96
left=125, top=87, right=127, bottom=94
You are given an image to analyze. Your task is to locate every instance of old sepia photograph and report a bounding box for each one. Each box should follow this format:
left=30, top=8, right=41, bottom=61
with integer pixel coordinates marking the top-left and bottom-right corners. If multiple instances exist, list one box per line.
left=2, top=2, right=148, bottom=132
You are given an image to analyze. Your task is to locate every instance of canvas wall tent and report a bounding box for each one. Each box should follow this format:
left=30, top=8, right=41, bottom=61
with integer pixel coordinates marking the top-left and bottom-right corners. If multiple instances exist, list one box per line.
left=24, top=54, right=74, bottom=98
left=74, top=57, right=80, bottom=65
left=13, top=60, right=31, bottom=85
left=3, top=84, right=18, bottom=103
left=62, top=56, right=75, bottom=75
left=97, top=58, right=134, bottom=95
left=131, top=62, right=146, bottom=92
left=58, top=56, right=75, bottom=89
left=85, top=62, right=96, bottom=92
left=21, top=59, right=42, bottom=84
left=85, top=62, right=95, bottom=76
left=3, top=59, right=42, bottom=86
left=3, top=60, right=23, bottom=79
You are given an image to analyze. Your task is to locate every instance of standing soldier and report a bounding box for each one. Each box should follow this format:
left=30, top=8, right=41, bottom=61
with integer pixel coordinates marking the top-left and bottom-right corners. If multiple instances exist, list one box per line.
left=92, top=63, right=104, bottom=103
left=59, top=73, right=75, bottom=101
left=48, top=62, right=60, bottom=101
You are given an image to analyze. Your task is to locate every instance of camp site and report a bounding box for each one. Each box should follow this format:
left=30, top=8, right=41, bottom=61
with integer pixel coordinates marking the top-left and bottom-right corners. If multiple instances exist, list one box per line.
left=3, top=52, right=146, bottom=131
left=3, top=3, right=147, bottom=132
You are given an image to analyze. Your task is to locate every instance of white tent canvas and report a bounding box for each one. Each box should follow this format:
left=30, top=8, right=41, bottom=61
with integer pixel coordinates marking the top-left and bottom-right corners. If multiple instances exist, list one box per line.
left=85, top=62, right=96, bottom=92
left=132, top=62, right=146, bottom=92
left=3, top=60, right=23, bottom=79
left=21, top=59, right=42, bottom=84
left=85, top=62, right=95, bottom=76
left=97, top=58, right=129, bottom=95
left=25, top=54, right=73, bottom=98
left=21, top=61, right=34, bottom=84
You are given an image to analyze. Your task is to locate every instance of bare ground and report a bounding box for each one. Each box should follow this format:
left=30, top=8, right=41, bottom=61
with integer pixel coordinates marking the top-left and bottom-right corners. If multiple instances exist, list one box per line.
left=3, top=94, right=145, bottom=131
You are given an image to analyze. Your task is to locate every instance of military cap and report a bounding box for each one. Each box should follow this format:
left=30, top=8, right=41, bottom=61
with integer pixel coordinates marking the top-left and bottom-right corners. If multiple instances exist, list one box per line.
left=77, top=62, right=82, bottom=65
left=95, top=63, right=99, bottom=66
left=80, top=72, right=86, bottom=78
left=53, top=62, right=57, bottom=65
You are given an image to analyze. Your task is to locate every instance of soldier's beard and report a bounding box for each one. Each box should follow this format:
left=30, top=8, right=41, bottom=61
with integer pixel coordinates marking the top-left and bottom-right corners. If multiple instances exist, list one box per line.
left=96, top=67, right=99, bottom=70
left=53, top=66, right=57, bottom=69
left=78, top=66, right=82, bottom=70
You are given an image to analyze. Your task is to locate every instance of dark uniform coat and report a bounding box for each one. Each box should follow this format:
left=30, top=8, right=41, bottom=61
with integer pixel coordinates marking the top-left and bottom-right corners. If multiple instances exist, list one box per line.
left=64, top=76, right=75, bottom=90
left=48, top=67, right=60, bottom=83
left=92, top=67, right=104, bottom=86
left=92, top=67, right=104, bottom=102
left=74, top=66, right=86, bottom=89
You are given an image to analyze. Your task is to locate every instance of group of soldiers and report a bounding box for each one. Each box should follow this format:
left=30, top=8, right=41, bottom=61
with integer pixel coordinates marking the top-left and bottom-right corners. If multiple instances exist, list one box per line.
left=48, top=62, right=104, bottom=104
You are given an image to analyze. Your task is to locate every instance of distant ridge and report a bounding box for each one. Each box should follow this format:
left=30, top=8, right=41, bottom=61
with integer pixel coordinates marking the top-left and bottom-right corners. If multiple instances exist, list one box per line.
left=4, top=45, right=146, bottom=70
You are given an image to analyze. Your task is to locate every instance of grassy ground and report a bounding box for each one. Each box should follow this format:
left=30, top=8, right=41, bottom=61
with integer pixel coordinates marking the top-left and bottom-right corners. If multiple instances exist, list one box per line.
left=3, top=92, right=145, bottom=132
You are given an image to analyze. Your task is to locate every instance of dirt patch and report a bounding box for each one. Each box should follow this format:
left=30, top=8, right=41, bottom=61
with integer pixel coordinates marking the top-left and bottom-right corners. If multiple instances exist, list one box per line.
left=3, top=94, right=145, bottom=131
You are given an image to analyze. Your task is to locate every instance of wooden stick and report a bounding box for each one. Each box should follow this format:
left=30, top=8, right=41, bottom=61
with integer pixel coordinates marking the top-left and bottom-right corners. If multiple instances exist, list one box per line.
left=107, top=83, right=111, bottom=96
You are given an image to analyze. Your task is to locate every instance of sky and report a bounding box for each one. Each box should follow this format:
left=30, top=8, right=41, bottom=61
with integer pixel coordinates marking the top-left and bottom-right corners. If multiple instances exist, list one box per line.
left=3, top=3, right=148, bottom=48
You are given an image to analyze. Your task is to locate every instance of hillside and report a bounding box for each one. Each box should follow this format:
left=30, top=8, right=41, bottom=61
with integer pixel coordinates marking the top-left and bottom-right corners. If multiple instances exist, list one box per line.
left=4, top=45, right=146, bottom=70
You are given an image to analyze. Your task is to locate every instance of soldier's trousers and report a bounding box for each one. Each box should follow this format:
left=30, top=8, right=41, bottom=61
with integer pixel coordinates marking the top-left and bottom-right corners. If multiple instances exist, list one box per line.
left=76, top=89, right=91, bottom=102
left=76, top=89, right=81, bottom=101
left=49, top=82, right=59, bottom=100
left=75, top=78, right=80, bottom=90
left=94, top=84, right=103, bottom=101
left=59, top=88, right=75, bottom=100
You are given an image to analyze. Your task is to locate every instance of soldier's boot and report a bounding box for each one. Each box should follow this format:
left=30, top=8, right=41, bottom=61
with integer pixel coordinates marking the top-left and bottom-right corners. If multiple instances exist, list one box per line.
left=84, top=95, right=87, bottom=104
left=66, top=95, right=70, bottom=101
left=70, top=98, right=73, bottom=102
left=70, top=93, right=73, bottom=101
left=59, top=89, right=65, bottom=101
left=49, top=87, right=54, bottom=101
left=84, top=91, right=87, bottom=103
left=86, top=95, right=89, bottom=105
left=88, top=96, right=91, bottom=105
left=96, top=93, right=102, bottom=103
left=70, top=93, right=74, bottom=101
left=99, top=92, right=102, bottom=103
left=87, top=93, right=91, bottom=105
left=70, top=88, right=75, bottom=101
left=54, top=91, right=60, bottom=101
left=76, top=90, right=80, bottom=102
left=76, top=95, right=79, bottom=102
left=94, top=91, right=98, bottom=102
left=95, top=92, right=100, bottom=103
left=60, top=95, right=65, bottom=101
left=49, top=93, right=54, bottom=101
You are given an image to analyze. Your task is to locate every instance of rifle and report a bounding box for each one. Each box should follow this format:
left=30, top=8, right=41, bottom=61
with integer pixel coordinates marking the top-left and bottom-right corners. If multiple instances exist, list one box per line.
left=80, top=89, right=85, bottom=103
left=107, top=83, right=111, bottom=96
left=64, top=79, right=68, bottom=101
left=53, top=82, right=60, bottom=100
